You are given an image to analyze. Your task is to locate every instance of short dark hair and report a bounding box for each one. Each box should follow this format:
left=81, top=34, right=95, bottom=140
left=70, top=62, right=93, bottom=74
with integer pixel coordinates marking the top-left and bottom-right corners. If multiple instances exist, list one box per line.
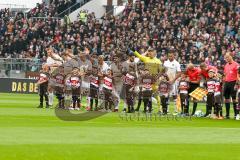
left=168, top=52, right=175, bottom=57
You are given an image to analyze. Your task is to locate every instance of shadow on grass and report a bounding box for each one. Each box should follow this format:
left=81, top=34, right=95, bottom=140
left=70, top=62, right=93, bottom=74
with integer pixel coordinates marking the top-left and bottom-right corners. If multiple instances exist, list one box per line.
left=55, top=109, right=108, bottom=121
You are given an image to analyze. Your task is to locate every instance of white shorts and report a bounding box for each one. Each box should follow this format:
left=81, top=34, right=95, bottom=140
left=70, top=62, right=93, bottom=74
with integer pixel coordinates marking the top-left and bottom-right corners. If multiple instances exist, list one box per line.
left=113, top=82, right=123, bottom=98
left=48, top=79, right=55, bottom=88
left=112, top=82, right=123, bottom=107
left=81, top=81, right=90, bottom=96
left=169, top=82, right=178, bottom=97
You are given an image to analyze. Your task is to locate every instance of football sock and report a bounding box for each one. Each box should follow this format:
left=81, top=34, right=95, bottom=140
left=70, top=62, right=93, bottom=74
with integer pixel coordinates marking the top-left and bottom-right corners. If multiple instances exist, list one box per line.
left=48, top=92, right=54, bottom=106
left=233, top=103, right=238, bottom=116
left=225, top=103, right=230, bottom=117
left=90, top=98, right=93, bottom=109
left=192, top=102, right=197, bottom=115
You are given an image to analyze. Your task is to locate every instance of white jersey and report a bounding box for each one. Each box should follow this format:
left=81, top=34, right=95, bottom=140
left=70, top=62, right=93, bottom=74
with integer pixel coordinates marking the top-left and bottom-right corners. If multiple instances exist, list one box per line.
left=46, top=55, right=63, bottom=66
left=164, top=59, right=181, bottom=96
left=46, top=57, right=55, bottom=66
left=98, top=62, right=109, bottom=74
left=79, top=60, right=92, bottom=89
left=111, top=62, right=123, bottom=84
left=46, top=56, right=63, bottom=74
left=163, top=59, right=181, bottom=81
left=79, top=60, right=92, bottom=73
left=122, top=60, right=138, bottom=73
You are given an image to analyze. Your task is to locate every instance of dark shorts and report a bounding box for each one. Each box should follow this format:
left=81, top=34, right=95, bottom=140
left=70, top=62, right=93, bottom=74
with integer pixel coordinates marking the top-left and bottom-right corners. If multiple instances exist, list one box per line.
left=89, top=85, right=99, bottom=99
left=103, top=88, right=113, bottom=101
left=207, top=93, right=215, bottom=107
left=142, top=90, right=152, bottom=99
left=72, top=87, right=81, bottom=97
left=122, top=85, right=134, bottom=99
left=55, top=86, right=64, bottom=95
left=214, top=94, right=222, bottom=104
left=39, top=85, right=48, bottom=95
left=180, top=93, right=188, bottom=101
left=223, top=81, right=236, bottom=100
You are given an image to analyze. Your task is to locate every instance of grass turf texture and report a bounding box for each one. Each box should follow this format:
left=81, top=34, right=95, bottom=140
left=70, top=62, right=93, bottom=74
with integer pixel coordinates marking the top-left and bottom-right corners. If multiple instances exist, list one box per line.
left=0, top=93, right=239, bottom=160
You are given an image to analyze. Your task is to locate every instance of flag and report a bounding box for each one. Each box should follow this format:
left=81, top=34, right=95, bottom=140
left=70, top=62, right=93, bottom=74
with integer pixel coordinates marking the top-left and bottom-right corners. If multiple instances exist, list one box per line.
left=176, top=95, right=182, bottom=112
left=189, top=87, right=208, bottom=101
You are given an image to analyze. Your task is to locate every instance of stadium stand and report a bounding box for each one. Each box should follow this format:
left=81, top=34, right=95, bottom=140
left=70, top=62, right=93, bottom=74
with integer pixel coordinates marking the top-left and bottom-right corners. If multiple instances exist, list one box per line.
left=0, top=0, right=239, bottom=66
left=27, top=0, right=91, bottom=18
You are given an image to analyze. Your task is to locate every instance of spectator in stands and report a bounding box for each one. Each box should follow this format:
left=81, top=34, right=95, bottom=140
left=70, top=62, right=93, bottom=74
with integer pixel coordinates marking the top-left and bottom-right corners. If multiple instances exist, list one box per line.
left=0, top=0, right=239, bottom=68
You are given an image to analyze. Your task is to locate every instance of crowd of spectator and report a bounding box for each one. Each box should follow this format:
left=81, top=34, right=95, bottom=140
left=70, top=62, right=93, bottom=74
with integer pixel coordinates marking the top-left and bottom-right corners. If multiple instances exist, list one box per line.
left=0, top=0, right=239, bottom=67
left=27, top=0, right=77, bottom=18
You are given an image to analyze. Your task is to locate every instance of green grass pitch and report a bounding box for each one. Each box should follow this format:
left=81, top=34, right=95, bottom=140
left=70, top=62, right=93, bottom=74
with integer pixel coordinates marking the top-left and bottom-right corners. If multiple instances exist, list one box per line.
left=0, top=93, right=240, bottom=160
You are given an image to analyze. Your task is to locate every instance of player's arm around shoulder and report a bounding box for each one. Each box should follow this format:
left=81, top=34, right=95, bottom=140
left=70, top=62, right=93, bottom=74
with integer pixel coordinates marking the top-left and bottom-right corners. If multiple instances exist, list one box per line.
left=37, top=78, right=48, bottom=85
left=134, top=51, right=148, bottom=63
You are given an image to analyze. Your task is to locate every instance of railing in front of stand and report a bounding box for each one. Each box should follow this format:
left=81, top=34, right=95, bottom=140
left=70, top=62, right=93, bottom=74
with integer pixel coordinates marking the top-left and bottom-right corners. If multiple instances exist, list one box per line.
left=0, top=58, right=42, bottom=72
